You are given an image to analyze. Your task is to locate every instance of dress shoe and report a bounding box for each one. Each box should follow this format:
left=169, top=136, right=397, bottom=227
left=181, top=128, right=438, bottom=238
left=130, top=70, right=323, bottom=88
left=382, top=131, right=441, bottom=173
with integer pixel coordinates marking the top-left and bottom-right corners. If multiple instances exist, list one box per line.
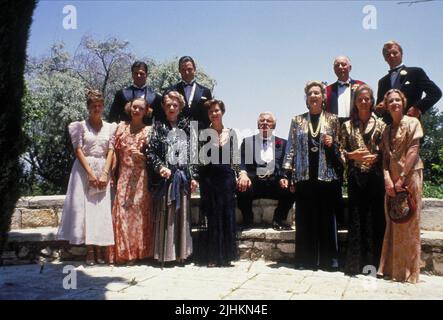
left=241, top=222, right=253, bottom=231
left=272, top=221, right=282, bottom=230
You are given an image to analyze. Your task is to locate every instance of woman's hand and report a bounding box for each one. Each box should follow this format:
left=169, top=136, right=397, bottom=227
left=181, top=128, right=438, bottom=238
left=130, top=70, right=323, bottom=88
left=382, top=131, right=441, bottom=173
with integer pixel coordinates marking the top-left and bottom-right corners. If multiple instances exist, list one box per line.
left=322, top=134, right=333, bottom=148
left=98, top=171, right=109, bottom=189
left=348, top=149, right=377, bottom=166
left=88, top=173, right=99, bottom=188
left=159, top=166, right=171, bottom=179
left=237, top=172, right=251, bottom=192
left=280, top=178, right=288, bottom=189
left=280, top=178, right=295, bottom=193
left=394, top=176, right=406, bottom=193
left=190, top=180, right=199, bottom=193
left=129, top=146, right=145, bottom=161
left=385, top=178, right=396, bottom=198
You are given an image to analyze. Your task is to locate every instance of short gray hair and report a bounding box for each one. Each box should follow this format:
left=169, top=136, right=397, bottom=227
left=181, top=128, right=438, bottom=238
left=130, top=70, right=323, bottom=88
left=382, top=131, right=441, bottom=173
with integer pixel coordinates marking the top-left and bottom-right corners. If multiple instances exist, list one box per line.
left=257, top=111, right=276, bottom=124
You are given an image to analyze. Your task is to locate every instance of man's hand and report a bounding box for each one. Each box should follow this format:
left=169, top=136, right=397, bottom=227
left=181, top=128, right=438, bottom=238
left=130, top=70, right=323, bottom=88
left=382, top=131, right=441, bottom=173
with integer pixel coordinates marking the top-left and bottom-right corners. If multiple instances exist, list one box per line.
left=190, top=180, right=199, bottom=193
left=237, top=172, right=251, bottom=192
left=407, top=106, right=421, bottom=118
left=375, top=102, right=385, bottom=115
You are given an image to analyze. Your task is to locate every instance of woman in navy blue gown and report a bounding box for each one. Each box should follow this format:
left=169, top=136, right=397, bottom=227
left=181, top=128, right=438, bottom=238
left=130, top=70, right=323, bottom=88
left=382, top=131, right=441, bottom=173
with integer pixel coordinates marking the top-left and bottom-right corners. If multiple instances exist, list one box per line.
left=198, top=99, right=240, bottom=267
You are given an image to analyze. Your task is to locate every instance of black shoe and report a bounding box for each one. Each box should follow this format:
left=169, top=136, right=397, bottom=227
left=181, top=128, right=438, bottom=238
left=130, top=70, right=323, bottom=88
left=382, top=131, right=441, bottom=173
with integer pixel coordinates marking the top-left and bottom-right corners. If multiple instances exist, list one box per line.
left=241, top=222, right=253, bottom=231
left=280, top=222, right=292, bottom=230
left=272, top=220, right=283, bottom=230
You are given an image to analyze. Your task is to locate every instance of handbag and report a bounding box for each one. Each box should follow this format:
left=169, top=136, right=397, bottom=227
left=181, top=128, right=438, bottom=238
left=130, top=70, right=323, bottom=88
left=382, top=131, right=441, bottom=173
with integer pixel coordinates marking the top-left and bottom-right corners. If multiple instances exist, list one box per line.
left=387, top=187, right=417, bottom=223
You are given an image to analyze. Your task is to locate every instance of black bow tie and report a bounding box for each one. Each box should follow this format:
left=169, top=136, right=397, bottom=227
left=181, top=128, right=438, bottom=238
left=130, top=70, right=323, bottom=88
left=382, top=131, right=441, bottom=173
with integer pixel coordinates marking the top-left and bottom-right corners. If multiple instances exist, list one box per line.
left=389, top=67, right=402, bottom=74
left=183, top=82, right=194, bottom=87
left=338, top=82, right=350, bottom=87
left=132, top=86, right=145, bottom=91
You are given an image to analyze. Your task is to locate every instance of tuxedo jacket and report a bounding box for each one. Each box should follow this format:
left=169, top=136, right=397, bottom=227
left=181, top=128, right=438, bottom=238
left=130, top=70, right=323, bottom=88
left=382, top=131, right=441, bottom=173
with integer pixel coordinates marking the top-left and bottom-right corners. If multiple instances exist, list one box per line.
left=168, top=81, right=212, bottom=129
left=240, top=134, right=287, bottom=180
left=376, top=66, right=442, bottom=114
left=326, top=79, right=366, bottom=116
left=108, top=85, right=163, bottom=125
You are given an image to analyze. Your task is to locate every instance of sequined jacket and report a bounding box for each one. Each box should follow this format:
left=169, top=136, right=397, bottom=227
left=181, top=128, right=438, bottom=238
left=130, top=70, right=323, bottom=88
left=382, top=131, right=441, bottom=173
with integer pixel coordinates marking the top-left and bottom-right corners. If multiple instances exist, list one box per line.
left=340, top=115, right=386, bottom=177
left=282, top=111, right=342, bottom=182
left=144, top=116, right=198, bottom=193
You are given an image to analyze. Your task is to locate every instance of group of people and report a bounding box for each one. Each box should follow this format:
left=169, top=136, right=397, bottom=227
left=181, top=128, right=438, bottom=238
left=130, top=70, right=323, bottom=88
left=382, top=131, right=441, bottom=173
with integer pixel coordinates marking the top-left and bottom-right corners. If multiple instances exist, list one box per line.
left=57, top=40, right=441, bottom=284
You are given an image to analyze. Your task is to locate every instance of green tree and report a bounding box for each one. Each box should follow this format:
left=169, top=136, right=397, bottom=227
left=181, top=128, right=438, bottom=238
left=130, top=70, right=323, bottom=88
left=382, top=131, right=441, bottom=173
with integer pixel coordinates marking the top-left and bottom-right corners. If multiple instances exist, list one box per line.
left=421, top=106, right=443, bottom=183
left=0, top=0, right=36, bottom=256
left=21, top=36, right=217, bottom=195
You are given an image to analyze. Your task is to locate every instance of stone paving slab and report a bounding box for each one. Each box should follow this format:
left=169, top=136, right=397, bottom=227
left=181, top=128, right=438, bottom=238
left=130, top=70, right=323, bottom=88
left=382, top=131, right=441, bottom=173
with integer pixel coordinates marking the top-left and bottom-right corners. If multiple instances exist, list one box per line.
left=1, top=260, right=443, bottom=300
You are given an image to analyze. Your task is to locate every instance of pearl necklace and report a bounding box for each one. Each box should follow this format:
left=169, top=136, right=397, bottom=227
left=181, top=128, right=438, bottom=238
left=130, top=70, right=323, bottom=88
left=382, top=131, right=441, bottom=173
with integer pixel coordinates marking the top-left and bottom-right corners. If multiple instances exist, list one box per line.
left=308, top=111, right=324, bottom=138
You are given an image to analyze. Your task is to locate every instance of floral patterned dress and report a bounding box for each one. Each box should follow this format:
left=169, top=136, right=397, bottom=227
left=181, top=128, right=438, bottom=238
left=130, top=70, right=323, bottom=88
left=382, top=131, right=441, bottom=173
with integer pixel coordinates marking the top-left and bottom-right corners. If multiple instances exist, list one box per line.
left=107, top=122, right=154, bottom=264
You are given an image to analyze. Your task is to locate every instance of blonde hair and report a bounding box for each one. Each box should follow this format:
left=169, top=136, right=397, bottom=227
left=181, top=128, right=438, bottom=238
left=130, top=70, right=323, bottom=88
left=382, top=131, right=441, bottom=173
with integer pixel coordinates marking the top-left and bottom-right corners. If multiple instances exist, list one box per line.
left=163, top=91, right=185, bottom=110
left=383, top=89, right=408, bottom=112
left=382, top=40, right=403, bottom=57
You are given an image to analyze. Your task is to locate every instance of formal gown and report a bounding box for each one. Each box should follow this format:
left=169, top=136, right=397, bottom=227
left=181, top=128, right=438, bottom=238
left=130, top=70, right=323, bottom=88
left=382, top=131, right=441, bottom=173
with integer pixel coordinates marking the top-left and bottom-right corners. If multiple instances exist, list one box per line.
left=378, top=116, right=423, bottom=283
left=57, top=120, right=116, bottom=246
left=199, top=128, right=239, bottom=265
left=340, top=115, right=386, bottom=275
left=145, top=118, right=196, bottom=263
left=107, top=122, right=154, bottom=264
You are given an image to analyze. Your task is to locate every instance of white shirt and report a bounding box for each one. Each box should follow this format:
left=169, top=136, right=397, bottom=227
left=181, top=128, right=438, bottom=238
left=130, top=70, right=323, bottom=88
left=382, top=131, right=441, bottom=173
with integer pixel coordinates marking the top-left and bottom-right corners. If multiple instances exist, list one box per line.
left=259, top=135, right=274, bottom=164
left=337, top=80, right=351, bottom=118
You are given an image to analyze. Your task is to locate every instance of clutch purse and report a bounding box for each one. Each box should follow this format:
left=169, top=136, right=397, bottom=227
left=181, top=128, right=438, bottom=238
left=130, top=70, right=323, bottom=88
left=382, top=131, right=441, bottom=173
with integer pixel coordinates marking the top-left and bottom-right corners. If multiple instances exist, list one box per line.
left=87, top=158, right=107, bottom=196
left=387, top=188, right=416, bottom=223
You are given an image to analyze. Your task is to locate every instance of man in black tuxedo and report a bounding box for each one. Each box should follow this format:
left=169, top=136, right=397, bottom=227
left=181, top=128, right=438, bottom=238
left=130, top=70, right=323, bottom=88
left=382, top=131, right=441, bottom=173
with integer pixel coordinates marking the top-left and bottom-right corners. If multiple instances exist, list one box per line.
left=168, top=56, right=213, bottom=128
left=237, top=112, right=295, bottom=230
left=376, top=40, right=441, bottom=122
left=108, top=61, right=163, bottom=124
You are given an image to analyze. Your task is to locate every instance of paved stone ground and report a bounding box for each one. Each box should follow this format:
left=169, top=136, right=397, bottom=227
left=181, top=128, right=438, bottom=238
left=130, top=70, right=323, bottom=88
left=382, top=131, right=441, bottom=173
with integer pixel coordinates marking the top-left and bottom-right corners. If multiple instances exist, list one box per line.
left=1, top=259, right=443, bottom=300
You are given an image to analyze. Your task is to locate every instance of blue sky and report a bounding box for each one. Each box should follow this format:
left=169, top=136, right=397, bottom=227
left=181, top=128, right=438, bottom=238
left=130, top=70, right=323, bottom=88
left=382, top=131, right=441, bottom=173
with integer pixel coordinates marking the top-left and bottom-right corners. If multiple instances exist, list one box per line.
left=28, top=0, right=443, bottom=137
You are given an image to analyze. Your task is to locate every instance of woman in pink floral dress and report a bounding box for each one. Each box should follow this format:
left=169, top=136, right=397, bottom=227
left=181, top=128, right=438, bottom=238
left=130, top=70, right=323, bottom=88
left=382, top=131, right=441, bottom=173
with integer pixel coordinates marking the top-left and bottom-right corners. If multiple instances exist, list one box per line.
left=107, top=98, right=154, bottom=264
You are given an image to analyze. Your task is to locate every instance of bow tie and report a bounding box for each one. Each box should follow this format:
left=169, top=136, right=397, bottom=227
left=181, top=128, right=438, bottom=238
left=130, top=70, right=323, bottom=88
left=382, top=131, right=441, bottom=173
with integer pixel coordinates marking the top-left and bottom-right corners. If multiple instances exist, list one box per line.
left=132, top=86, right=146, bottom=91
left=183, top=82, right=194, bottom=87
left=338, top=82, right=350, bottom=87
left=389, top=67, right=402, bottom=74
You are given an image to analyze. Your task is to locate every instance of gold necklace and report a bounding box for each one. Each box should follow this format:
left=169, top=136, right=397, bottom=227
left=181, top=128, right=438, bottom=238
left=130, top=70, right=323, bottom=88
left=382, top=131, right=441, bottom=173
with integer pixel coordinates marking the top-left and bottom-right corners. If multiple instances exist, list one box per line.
left=308, top=112, right=323, bottom=138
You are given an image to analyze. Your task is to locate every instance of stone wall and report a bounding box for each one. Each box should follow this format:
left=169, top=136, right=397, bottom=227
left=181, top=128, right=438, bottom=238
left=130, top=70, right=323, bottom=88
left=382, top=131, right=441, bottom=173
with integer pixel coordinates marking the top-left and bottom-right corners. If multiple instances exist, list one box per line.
left=10, top=195, right=296, bottom=230
left=3, top=196, right=443, bottom=275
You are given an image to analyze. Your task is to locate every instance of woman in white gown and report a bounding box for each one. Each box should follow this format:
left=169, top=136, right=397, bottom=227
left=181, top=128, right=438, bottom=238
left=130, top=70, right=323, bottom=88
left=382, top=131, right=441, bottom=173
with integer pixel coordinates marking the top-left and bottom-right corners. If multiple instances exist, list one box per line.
left=57, top=89, right=116, bottom=265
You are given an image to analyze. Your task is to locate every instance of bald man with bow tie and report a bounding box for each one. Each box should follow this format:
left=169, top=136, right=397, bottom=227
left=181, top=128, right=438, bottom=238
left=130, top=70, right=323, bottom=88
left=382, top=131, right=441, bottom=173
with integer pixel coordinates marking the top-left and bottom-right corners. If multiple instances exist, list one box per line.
left=325, top=56, right=366, bottom=124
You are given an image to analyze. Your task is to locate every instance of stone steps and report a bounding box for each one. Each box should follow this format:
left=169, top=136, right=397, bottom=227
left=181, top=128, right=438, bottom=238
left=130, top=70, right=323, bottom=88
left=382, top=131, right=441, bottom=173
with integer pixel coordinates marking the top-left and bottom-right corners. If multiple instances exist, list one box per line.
left=3, top=226, right=443, bottom=276
left=5, top=195, right=443, bottom=274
